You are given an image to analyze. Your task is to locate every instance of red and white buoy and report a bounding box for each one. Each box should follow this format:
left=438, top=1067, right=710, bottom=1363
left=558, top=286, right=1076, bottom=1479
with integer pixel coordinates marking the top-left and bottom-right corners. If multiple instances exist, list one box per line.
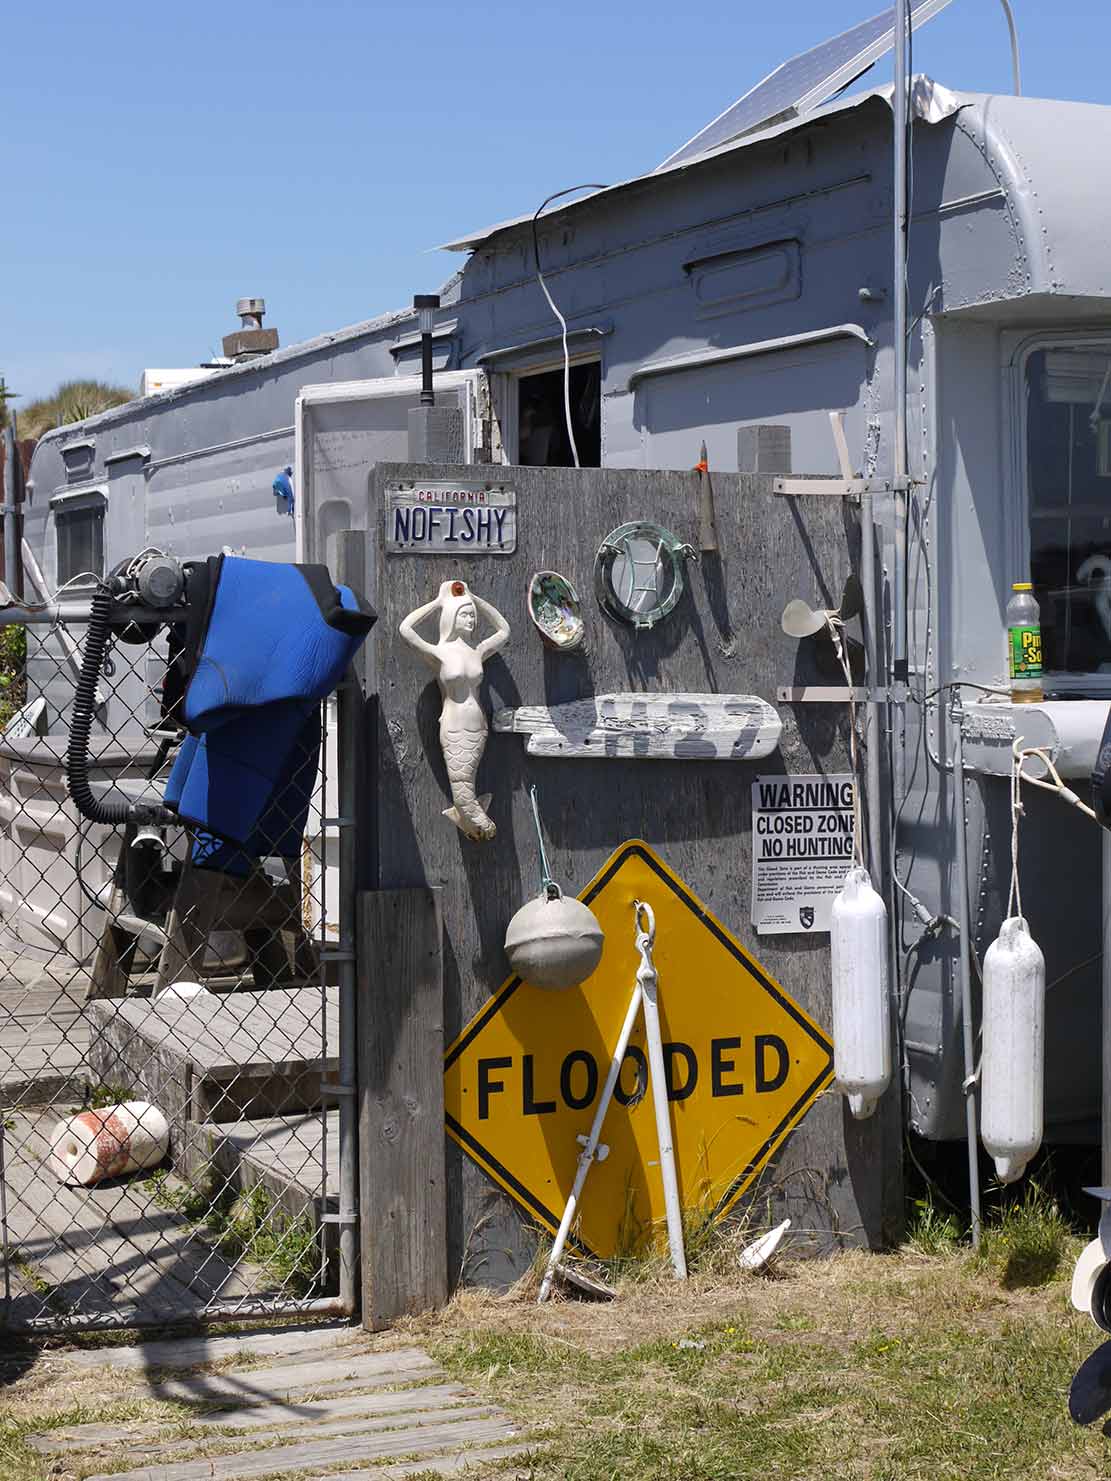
left=49, top=1102, right=169, bottom=1187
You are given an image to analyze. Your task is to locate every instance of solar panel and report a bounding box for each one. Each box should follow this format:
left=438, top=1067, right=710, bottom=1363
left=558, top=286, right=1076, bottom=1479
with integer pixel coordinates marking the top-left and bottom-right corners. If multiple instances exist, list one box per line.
left=657, top=0, right=956, bottom=171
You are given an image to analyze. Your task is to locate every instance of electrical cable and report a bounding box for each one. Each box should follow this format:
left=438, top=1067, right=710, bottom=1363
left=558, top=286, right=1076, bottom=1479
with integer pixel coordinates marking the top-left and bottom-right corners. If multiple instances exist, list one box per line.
left=999, top=0, right=1022, bottom=96
left=531, top=184, right=607, bottom=470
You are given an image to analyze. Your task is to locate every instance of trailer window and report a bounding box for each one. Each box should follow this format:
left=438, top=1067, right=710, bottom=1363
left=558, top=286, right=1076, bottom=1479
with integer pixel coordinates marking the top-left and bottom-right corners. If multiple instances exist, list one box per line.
left=55, top=500, right=105, bottom=585
left=516, top=361, right=601, bottom=467
left=1027, top=347, right=1111, bottom=675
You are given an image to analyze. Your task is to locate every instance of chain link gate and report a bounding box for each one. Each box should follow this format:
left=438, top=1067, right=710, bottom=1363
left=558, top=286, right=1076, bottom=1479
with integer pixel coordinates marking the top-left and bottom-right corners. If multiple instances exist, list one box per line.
left=0, top=553, right=361, bottom=1333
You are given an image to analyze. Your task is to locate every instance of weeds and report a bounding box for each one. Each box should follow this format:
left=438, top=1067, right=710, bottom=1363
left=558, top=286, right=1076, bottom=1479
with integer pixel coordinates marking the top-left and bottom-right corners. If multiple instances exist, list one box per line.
left=148, top=1170, right=323, bottom=1296
left=977, top=1181, right=1076, bottom=1288
left=425, top=1245, right=1102, bottom=1481
left=906, top=1195, right=964, bottom=1255
left=83, top=1082, right=134, bottom=1111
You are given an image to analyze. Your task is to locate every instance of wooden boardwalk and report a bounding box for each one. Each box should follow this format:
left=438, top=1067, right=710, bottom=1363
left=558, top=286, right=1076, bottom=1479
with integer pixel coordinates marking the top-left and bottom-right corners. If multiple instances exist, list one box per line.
left=89, top=986, right=339, bottom=1122
left=0, top=975, right=91, bottom=1105
left=29, top=1323, right=527, bottom=1479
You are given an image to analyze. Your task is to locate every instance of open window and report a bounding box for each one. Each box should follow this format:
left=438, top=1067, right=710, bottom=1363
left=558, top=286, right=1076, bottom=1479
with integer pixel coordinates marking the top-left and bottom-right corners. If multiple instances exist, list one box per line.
left=50, top=488, right=106, bottom=586
left=1026, top=346, right=1111, bottom=680
left=515, top=360, right=601, bottom=467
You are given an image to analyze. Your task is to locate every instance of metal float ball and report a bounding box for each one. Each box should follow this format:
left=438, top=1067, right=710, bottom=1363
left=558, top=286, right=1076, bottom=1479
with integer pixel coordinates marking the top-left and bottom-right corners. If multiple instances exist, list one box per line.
left=504, top=882, right=604, bottom=990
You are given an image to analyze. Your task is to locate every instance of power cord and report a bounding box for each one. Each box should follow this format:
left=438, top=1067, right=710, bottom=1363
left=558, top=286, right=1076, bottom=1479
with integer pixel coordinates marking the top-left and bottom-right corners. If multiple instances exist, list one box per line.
left=531, top=184, right=607, bottom=469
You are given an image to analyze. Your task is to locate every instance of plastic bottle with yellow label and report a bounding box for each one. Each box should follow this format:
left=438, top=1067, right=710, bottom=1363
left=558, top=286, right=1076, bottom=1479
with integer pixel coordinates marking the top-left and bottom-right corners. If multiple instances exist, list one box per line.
left=1007, top=581, right=1044, bottom=703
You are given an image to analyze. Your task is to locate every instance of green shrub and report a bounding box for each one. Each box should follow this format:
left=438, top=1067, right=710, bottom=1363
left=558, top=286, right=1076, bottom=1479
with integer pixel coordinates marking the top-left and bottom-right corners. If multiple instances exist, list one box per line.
left=0, top=623, right=25, bottom=726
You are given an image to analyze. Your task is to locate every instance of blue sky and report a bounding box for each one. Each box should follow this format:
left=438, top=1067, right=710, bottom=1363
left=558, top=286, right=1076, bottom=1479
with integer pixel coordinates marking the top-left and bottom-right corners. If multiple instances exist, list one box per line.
left=5, top=1, right=1108, bottom=404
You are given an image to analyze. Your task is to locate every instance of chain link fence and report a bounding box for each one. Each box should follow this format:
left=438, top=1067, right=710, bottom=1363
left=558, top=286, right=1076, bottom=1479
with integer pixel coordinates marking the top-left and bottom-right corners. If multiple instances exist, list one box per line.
left=0, top=604, right=349, bottom=1332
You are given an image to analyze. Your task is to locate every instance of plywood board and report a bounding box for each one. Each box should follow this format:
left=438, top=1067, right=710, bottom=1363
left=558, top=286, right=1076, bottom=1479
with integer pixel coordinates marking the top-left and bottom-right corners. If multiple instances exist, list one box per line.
left=369, top=464, right=901, bottom=1284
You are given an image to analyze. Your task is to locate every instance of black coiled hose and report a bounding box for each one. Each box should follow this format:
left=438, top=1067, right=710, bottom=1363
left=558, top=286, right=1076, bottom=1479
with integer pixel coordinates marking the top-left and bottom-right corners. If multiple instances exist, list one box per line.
left=66, top=584, right=168, bottom=826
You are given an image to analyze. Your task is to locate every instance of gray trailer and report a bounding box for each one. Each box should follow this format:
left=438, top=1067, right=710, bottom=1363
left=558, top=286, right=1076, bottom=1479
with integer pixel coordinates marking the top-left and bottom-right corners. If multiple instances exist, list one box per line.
left=18, top=67, right=1111, bottom=1230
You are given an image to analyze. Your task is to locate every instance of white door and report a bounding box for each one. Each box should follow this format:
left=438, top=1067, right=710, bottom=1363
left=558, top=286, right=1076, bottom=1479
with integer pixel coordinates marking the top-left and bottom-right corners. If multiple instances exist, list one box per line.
left=294, top=370, right=493, bottom=934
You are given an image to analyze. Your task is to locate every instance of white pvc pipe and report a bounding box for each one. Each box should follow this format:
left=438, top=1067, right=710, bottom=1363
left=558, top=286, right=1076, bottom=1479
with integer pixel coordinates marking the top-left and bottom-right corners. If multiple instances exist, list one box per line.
left=636, top=901, right=687, bottom=1279
left=538, top=980, right=644, bottom=1303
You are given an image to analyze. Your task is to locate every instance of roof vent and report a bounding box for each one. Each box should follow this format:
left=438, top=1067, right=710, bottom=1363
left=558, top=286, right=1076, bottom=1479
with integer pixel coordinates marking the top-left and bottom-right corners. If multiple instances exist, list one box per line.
left=222, top=297, right=279, bottom=361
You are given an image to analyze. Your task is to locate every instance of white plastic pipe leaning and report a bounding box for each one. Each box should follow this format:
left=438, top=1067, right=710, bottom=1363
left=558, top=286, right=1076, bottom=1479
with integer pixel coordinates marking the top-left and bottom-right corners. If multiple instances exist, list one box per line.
left=830, top=866, right=891, bottom=1119
left=981, top=915, right=1045, bottom=1184
left=49, top=1102, right=169, bottom=1187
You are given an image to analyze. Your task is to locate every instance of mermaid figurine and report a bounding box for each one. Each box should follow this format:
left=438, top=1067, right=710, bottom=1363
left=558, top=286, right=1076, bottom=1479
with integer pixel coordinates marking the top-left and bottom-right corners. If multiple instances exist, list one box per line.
left=399, top=579, right=511, bottom=841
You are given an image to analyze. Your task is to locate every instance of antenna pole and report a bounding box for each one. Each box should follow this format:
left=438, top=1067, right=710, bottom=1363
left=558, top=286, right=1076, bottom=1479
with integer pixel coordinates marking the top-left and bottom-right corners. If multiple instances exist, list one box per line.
left=892, top=0, right=910, bottom=689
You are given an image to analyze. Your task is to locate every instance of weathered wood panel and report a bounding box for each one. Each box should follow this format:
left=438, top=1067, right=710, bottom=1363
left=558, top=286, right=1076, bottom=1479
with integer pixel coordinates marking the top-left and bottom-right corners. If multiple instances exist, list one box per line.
left=369, top=464, right=901, bottom=1285
left=358, top=887, right=448, bottom=1328
left=83, top=1414, right=517, bottom=1481
left=64, top=1321, right=360, bottom=1369
left=88, top=989, right=337, bottom=1125
left=149, top=1350, right=437, bottom=1403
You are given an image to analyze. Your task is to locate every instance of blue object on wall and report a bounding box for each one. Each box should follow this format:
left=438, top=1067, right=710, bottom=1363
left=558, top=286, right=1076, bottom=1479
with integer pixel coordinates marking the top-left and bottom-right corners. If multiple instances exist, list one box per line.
left=273, top=466, right=295, bottom=517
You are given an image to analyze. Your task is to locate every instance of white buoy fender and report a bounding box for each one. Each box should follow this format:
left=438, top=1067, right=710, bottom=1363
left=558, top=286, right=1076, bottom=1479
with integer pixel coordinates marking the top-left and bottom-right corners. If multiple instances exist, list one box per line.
left=504, top=883, right=604, bottom=990
left=981, top=914, right=1045, bottom=1184
left=49, top=1102, right=169, bottom=1187
left=830, top=866, right=891, bottom=1120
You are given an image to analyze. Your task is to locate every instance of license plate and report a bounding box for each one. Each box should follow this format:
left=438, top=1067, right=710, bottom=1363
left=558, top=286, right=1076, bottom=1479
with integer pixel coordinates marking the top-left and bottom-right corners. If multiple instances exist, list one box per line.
left=385, top=482, right=517, bottom=555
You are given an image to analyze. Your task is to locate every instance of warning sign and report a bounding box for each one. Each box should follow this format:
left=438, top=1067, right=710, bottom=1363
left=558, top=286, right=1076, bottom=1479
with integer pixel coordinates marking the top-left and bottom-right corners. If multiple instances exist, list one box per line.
left=444, top=840, right=833, bottom=1259
left=751, top=774, right=854, bottom=935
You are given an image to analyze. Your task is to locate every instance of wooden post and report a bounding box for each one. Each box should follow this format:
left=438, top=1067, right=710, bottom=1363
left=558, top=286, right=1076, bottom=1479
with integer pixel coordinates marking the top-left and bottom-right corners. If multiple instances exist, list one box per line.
left=358, top=886, right=447, bottom=1330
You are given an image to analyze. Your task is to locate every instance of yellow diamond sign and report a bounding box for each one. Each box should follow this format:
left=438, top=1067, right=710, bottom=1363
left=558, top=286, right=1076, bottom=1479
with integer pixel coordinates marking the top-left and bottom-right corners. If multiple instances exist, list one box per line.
left=444, top=840, right=834, bottom=1258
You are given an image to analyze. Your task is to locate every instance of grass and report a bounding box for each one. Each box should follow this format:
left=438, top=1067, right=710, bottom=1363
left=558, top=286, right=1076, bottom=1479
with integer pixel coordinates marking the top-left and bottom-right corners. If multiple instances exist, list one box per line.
left=83, top=1082, right=134, bottom=1111
left=0, top=1197, right=1103, bottom=1480
left=976, top=1181, right=1074, bottom=1288
left=401, top=1233, right=1105, bottom=1481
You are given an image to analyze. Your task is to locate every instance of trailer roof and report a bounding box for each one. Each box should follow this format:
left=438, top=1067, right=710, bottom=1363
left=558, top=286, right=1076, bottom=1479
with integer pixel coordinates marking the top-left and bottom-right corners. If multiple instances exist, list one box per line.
left=436, top=77, right=968, bottom=254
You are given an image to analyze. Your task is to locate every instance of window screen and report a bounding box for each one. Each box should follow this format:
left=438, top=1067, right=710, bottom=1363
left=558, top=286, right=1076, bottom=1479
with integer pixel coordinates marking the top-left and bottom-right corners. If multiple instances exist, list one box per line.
left=1027, top=348, right=1111, bottom=676
left=56, top=501, right=105, bottom=585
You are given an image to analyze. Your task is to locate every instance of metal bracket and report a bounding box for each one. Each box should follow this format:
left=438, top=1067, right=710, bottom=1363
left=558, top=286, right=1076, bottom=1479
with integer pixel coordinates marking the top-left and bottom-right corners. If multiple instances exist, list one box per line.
left=320, top=948, right=355, bottom=963
left=320, top=816, right=356, bottom=829
left=772, top=476, right=894, bottom=499
left=321, top=1082, right=356, bottom=1098
left=321, top=1211, right=359, bottom=1226
left=577, top=1133, right=609, bottom=1163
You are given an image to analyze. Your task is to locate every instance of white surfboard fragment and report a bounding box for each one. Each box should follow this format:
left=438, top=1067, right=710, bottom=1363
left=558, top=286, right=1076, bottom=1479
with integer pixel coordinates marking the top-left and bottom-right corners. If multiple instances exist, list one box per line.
left=738, top=1218, right=791, bottom=1271
left=493, top=692, right=781, bottom=760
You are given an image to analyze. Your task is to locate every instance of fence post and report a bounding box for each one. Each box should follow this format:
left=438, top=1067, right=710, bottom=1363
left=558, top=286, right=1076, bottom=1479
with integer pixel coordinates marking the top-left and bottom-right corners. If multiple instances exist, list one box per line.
left=335, top=531, right=367, bottom=1317
left=358, top=886, right=447, bottom=1330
